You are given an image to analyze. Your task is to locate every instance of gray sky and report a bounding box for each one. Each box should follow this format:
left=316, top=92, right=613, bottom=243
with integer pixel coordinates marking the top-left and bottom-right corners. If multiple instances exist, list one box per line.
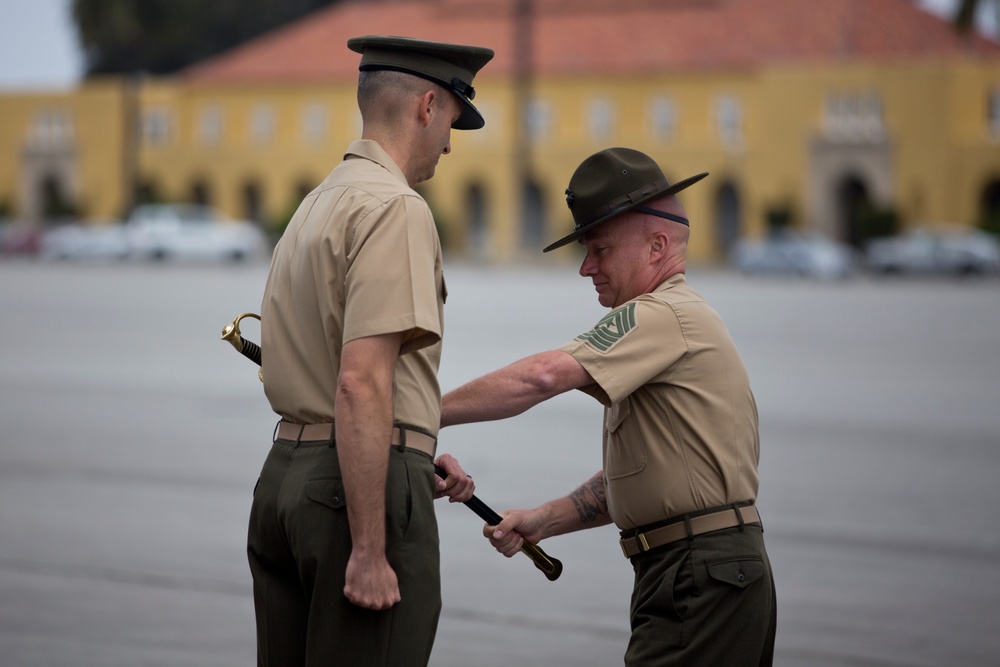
left=0, top=0, right=990, bottom=91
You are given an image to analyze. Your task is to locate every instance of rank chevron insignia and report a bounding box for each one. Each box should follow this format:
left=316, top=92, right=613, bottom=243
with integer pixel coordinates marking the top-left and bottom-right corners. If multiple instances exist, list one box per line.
left=576, top=303, right=637, bottom=352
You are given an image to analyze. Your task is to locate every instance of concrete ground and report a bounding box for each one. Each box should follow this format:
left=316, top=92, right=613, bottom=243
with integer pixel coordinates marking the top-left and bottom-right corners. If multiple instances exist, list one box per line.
left=1, top=258, right=998, bottom=666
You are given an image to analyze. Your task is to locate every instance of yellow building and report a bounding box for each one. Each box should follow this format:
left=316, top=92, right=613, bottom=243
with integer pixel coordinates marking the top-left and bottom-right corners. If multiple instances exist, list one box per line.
left=1, top=0, right=999, bottom=262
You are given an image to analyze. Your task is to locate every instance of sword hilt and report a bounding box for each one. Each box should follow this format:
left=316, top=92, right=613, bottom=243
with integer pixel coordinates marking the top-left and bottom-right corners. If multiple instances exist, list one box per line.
left=221, top=312, right=262, bottom=379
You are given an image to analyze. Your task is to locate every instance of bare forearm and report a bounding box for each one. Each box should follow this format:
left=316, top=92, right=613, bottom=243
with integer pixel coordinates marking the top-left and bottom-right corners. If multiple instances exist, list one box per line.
left=336, top=383, right=392, bottom=556
left=441, top=350, right=592, bottom=427
left=336, top=334, right=401, bottom=557
left=538, top=470, right=612, bottom=540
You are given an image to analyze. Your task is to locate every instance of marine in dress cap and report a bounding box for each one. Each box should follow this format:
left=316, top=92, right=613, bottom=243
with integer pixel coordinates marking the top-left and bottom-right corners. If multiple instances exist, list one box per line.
left=347, top=35, right=494, bottom=130
left=545, top=147, right=709, bottom=252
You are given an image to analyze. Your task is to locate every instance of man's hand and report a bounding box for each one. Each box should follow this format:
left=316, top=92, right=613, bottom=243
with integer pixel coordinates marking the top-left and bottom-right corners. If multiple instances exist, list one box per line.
left=433, top=453, right=475, bottom=502
left=343, top=551, right=401, bottom=610
left=483, top=508, right=546, bottom=558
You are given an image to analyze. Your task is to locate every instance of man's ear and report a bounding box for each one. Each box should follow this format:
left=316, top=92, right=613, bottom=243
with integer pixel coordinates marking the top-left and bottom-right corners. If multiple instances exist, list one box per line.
left=649, top=230, right=669, bottom=259
left=418, top=89, right=436, bottom=127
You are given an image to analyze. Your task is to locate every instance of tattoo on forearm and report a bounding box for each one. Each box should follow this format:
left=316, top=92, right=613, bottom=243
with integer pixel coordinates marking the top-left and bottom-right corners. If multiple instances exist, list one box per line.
left=569, top=472, right=608, bottom=524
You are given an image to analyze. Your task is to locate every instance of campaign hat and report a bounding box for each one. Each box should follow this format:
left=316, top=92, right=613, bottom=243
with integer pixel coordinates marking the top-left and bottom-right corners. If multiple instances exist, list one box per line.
left=545, top=147, right=708, bottom=252
left=347, top=35, right=494, bottom=130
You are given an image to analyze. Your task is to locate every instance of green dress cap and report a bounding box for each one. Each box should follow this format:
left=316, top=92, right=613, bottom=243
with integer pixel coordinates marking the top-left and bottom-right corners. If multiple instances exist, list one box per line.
left=545, top=147, right=708, bottom=252
left=348, top=35, right=494, bottom=130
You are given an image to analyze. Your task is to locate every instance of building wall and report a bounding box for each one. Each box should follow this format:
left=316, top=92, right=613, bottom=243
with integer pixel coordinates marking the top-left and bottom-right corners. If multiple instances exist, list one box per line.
left=1, top=52, right=998, bottom=263
left=0, top=78, right=129, bottom=222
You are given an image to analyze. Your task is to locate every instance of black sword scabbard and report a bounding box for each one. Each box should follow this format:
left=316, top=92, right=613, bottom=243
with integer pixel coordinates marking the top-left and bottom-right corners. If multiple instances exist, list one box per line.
left=435, top=465, right=563, bottom=581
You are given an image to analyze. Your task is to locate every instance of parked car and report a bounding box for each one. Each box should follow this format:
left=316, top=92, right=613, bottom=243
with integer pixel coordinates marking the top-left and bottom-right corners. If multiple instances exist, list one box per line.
left=0, top=222, right=44, bottom=257
left=39, top=223, right=130, bottom=261
left=730, top=232, right=857, bottom=280
left=865, top=227, right=1000, bottom=276
left=125, top=204, right=268, bottom=262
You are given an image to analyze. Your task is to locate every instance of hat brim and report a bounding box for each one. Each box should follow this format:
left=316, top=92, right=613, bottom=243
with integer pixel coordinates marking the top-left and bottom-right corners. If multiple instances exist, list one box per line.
left=453, top=98, right=485, bottom=130
left=543, top=171, right=708, bottom=252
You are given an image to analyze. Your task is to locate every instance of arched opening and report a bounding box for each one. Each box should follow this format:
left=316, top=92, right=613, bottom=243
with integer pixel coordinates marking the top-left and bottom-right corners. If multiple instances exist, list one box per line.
left=521, top=180, right=545, bottom=251
left=242, top=180, right=264, bottom=224
left=466, top=183, right=490, bottom=258
left=714, top=181, right=742, bottom=256
left=135, top=180, right=162, bottom=207
left=837, top=175, right=871, bottom=247
left=980, top=178, right=1000, bottom=235
left=190, top=180, right=212, bottom=208
left=39, top=173, right=75, bottom=221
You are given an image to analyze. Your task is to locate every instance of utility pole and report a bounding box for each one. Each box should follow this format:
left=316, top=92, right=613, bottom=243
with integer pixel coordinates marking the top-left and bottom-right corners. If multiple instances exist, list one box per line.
left=513, top=0, right=535, bottom=250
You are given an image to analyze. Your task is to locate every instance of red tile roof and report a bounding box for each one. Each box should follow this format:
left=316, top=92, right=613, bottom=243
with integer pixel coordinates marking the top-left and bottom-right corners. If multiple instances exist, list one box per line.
left=182, top=0, right=1000, bottom=84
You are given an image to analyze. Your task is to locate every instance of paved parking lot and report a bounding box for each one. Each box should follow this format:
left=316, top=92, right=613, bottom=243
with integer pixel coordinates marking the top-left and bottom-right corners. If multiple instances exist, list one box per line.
left=1, top=258, right=998, bottom=666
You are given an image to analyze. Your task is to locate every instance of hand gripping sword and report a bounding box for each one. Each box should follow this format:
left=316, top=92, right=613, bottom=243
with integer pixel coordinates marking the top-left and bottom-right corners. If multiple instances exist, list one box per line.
left=221, top=312, right=563, bottom=581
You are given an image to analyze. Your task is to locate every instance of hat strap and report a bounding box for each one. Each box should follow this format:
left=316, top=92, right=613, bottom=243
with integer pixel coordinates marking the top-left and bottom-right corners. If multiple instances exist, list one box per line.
left=634, top=206, right=689, bottom=227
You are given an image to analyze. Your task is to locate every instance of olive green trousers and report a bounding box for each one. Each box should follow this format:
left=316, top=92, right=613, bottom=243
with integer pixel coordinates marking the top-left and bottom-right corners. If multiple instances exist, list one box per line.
left=248, top=437, right=441, bottom=667
left=625, top=524, right=776, bottom=666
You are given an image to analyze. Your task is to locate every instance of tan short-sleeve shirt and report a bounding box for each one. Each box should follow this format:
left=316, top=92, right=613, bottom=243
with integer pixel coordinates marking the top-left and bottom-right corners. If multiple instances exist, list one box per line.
left=260, top=140, right=446, bottom=433
left=558, top=274, right=760, bottom=530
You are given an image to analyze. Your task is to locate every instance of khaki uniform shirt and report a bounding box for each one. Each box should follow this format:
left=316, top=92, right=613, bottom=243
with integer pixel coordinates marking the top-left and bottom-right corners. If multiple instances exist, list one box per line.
left=558, top=274, right=759, bottom=530
left=260, top=140, right=446, bottom=434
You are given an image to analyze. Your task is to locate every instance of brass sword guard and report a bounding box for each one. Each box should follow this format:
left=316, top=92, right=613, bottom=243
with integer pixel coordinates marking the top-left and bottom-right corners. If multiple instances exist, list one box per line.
left=221, top=312, right=261, bottom=351
left=221, top=312, right=263, bottom=381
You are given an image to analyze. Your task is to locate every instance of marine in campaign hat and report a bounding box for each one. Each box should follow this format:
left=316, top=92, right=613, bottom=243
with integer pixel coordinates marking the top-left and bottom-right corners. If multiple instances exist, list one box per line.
left=545, top=147, right=709, bottom=252
left=348, top=35, right=495, bottom=130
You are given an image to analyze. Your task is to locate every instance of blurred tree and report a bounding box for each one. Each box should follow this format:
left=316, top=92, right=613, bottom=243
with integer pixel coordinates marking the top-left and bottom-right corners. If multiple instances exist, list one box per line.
left=72, top=0, right=338, bottom=76
left=954, top=0, right=1000, bottom=36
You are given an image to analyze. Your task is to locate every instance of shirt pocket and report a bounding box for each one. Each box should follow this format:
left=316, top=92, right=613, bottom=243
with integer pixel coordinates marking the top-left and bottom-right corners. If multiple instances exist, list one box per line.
left=605, top=399, right=648, bottom=480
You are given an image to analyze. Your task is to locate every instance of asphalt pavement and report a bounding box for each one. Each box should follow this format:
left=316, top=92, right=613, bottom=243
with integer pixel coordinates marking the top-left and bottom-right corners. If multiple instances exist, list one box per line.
left=1, top=258, right=998, bottom=666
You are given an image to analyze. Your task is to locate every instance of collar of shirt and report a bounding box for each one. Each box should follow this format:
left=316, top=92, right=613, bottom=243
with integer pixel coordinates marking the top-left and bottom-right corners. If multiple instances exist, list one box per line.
left=344, top=139, right=408, bottom=186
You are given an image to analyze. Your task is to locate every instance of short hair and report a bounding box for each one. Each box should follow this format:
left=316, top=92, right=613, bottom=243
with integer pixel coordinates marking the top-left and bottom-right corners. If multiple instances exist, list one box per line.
left=357, top=70, right=449, bottom=120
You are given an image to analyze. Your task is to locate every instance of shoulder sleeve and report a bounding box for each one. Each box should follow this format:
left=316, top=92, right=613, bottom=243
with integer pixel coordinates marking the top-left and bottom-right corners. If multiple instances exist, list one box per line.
left=343, top=194, right=441, bottom=348
left=557, top=297, right=686, bottom=404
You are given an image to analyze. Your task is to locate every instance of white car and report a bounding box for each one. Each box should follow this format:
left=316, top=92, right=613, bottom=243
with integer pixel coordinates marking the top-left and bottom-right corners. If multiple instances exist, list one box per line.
left=39, top=223, right=131, bottom=261
left=730, top=233, right=857, bottom=280
left=125, top=204, right=268, bottom=262
left=865, top=227, right=1000, bottom=275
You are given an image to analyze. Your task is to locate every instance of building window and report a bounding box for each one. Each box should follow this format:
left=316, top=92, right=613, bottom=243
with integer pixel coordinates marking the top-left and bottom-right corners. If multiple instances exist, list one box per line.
left=649, top=96, right=678, bottom=142
left=525, top=98, right=552, bottom=142
left=823, top=91, right=885, bottom=143
left=250, top=104, right=275, bottom=145
left=301, top=103, right=327, bottom=144
left=28, top=107, right=74, bottom=149
left=715, top=95, right=744, bottom=148
left=989, top=88, right=1000, bottom=139
left=587, top=98, right=616, bottom=141
left=199, top=105, right=223, bottom=146
left=142, top=107, right=174, bottom=147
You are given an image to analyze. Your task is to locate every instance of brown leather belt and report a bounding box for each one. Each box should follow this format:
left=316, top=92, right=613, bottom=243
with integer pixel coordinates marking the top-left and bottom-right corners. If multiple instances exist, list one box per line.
left=274, top=421, right=437, bottom=458
left=619, top=505, right=761, bottom=558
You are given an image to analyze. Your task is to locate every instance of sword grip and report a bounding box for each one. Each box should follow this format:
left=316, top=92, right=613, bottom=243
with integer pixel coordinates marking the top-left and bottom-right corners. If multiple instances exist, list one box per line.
left=436, top=465, right=563, bottom=581
left=240, top=338, right=262, bottom=366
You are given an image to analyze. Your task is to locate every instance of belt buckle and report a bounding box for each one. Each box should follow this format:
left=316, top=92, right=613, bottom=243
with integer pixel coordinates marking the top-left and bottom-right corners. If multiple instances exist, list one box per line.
left=619, top=532, right=651, bottom=558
